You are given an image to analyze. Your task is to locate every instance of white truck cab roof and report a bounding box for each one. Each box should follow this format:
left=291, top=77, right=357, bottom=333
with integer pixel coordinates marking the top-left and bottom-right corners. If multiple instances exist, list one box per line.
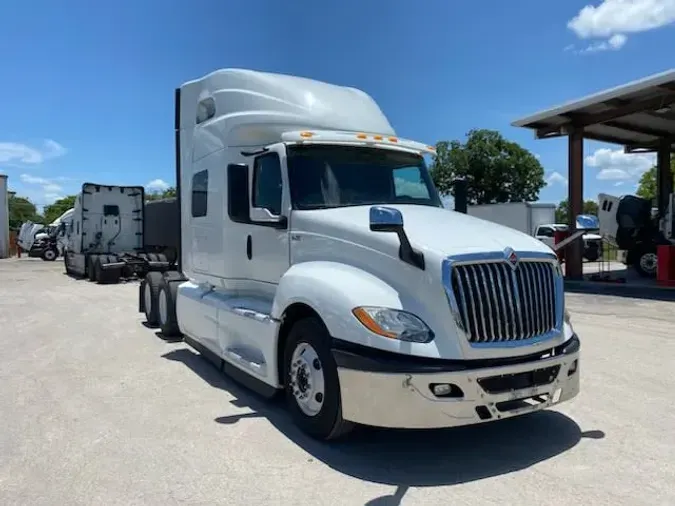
left=179, top=68, right=435, bottom=158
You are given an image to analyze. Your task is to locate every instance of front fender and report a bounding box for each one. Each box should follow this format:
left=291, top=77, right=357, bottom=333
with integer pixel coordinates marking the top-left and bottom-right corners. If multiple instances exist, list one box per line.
left=272, top=261, right=430, bottom=356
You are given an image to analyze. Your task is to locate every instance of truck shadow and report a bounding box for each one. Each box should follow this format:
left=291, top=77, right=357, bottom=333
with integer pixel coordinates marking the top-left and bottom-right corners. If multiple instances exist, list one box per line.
left=162, top=347, right=605, bottom=490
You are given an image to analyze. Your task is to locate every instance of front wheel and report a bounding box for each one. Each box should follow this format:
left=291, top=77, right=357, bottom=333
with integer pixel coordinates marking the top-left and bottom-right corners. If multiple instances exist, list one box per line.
left=283, top=317, right=353, bottom=441
left=634, top=248, right=658, bottom=278
left=41, top=247, right=58, bottom=262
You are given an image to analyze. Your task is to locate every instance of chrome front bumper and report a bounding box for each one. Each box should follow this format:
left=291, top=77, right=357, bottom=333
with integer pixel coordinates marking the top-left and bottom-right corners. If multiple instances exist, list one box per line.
left=335, top=338, right=580, bottom=430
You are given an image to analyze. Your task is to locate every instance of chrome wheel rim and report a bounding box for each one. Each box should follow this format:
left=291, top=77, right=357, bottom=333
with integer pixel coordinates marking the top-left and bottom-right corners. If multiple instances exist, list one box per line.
left=289, top=342, right=325, bottom=417
left=640, top=253, right=657, bottom=273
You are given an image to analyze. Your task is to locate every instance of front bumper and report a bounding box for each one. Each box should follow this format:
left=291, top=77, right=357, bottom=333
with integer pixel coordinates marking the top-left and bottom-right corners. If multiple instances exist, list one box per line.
left=333, top=336, right=580, bottom=429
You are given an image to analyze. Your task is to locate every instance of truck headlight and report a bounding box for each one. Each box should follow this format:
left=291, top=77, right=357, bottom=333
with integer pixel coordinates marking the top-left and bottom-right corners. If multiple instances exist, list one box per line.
left=352, top=307, right=434, bottom=343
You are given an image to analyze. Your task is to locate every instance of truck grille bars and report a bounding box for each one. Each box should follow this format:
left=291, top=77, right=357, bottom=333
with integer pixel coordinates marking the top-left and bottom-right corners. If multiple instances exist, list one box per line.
left=443, top=251, right=563, bottom=346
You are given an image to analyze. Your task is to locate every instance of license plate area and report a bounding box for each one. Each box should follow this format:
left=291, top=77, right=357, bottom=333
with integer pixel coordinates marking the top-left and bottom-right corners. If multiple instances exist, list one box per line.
left=477, top=365, right=560, bottom=394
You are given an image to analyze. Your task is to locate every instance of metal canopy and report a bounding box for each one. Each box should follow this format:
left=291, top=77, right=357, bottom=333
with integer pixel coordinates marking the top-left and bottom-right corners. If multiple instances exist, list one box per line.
left=512, top=69, right=675, bottom=153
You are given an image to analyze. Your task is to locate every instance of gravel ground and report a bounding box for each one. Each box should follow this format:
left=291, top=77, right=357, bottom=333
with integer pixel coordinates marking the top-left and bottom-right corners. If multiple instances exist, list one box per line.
left=1, top=258, right=673, bottom=506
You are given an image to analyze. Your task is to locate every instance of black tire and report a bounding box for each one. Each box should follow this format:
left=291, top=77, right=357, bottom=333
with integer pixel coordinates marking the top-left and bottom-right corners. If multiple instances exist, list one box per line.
left=97, top=255, right=121, bottom=284
left=157, top=278, right=181, bottom=337
left=634, top=247, right=658, bottom=278
left=41, top=247, right=58, bottom=262
left=88, top=255, right=99, bottom=281
left=584, top=250, right=600, bottom=262
left=143, top=271, right=164, bottom=326
left=283, top=317, right=353, bottom=441
left=64, top=253, right=72, bottom=276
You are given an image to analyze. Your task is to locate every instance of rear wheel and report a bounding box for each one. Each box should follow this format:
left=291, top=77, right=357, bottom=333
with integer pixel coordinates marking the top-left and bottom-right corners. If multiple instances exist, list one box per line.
left=158, top=279, right=181, bottom=338
left=283, top=317, right=353, bottom=441
left=87, top=255, right=99, bottom=281
left=94, top=255, right=120, bottom=284
left=143, top=271, right=164, bottom=327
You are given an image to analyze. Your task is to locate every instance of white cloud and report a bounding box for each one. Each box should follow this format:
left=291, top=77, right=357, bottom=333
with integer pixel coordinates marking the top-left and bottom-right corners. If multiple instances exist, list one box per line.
left=0, top=139, right=67, bottom=165
left=146, top=178, right=170, bottom=193
left=585, top=147, right=655, bottom=180
left=19, top=173, right=65, bottom=204
left=597, top=168, right=634, bottom=180
left=614, top=181, right=625, bottom=186
left=580, top=33, right=627, bottom=52
left=546, top=171, right=569, bottom=186
left=567, top=0, right=675, bottom=52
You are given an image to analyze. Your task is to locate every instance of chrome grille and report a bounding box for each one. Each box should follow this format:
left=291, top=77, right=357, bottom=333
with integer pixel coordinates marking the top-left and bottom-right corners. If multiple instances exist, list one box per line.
left=449, top=260, right=558, bottom=344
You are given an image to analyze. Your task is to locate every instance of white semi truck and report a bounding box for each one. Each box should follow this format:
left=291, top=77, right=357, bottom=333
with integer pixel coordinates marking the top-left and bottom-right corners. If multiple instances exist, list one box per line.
left=63, top=183, right=173, bottom=283
left=139, top=68, right=582, bottom=440
left=598, top=192, right=674, bottom=277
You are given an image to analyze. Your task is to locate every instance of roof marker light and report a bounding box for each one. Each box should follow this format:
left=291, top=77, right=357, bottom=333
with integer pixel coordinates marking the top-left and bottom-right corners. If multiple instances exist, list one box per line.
left=300, top=131, right=314, bottom=138
left=374, top=135, right=383, bottom=140
left=388, top=137, right=398, bottom=143
left=356, top=133, right=367, bottom=139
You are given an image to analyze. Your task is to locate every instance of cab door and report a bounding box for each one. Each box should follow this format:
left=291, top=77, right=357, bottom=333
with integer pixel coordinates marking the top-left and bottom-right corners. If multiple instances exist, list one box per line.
left=245, top=145, right=291, bottom=293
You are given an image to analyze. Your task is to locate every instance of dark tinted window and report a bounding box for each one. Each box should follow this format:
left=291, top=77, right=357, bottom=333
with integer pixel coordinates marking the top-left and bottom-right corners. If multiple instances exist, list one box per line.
left=252, top=153, right=282, bottom=215
left=287, top=146, right=441, bottom=210
left=537, top=226, right=554, bottom=237
left=191, top=170, right=208, bottom=217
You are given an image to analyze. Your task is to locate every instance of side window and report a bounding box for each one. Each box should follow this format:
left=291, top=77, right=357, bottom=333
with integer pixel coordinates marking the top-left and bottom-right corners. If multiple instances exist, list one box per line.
left=252, top=153, right=282, bottom=215
left=196, top=98, right=216, bottom=124
left=393, top=166, right=430, bottom=199
left=191, top=170, right=209, bottom=217
left=537, top=226, right=554, bottom=237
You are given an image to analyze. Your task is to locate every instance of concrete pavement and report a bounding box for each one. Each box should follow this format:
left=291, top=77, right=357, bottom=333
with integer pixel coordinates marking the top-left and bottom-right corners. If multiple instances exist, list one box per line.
left=1, top=258, right=673, bottom=505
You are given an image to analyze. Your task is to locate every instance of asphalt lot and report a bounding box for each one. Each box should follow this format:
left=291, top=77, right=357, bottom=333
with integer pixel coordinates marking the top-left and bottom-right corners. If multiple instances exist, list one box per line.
left=1, top=258, right=674, bottom=506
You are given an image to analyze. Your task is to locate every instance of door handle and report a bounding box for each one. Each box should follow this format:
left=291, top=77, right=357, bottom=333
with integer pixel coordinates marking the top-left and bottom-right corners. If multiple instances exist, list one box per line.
left=246, top=235, right=252, bottom=260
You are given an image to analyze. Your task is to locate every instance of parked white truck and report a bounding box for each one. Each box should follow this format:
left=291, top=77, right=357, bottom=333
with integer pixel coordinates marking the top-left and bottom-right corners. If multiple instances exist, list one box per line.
left=598, top=192, right=674, bottom=277
left=139, top=68, right=582, bottom=440
left=28, top=208, right=74, bottom=261
left=63, top=183, right=173, bottom=283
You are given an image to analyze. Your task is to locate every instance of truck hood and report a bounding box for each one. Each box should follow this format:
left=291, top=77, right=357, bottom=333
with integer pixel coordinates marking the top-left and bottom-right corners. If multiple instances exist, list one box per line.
left=294, top=204, right=554, bottom=258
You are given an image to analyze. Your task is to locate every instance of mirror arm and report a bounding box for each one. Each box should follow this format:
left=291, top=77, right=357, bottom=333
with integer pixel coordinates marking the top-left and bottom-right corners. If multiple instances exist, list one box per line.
left=396, top=230, right=425, bottom=270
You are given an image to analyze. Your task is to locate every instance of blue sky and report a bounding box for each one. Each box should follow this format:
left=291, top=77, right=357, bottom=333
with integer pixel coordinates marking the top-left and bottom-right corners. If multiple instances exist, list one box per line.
left=1, top=0, right=674, bottom=210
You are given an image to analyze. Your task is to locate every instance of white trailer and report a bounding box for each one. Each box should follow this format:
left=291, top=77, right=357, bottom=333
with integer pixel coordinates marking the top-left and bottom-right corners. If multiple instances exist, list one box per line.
left=467, top=201, right=556, bottom=236
left=139, top=69, right=582, bottom=440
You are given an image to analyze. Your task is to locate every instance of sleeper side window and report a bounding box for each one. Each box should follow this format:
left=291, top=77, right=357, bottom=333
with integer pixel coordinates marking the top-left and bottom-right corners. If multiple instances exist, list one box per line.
left=191, top=170, right=209, bottom=217
left=252, top=153, right=282, bottom=216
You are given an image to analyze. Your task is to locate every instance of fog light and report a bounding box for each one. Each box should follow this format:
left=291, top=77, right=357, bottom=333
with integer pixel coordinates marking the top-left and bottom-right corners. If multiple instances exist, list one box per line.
left=568, top=359, right=579, bottom=376
left=433, top=383, right=453, bottom=396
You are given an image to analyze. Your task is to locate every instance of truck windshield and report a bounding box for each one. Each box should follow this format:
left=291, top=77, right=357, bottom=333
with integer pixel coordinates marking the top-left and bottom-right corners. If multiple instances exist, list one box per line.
left=287, top=145, right=442, bottom=210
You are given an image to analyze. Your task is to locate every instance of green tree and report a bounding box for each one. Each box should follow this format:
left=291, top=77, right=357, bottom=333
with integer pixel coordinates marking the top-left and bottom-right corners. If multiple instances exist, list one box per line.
left=429, top=129, right=546, bottom=205
left=635, top=158, right=675, bottom=202
left=8, top=195, right=41, bottom=230
left=555, top=199, right=599, bottom=223
left=42, top=195, right=77, bottom=225
left=146, top=187, right=177, bottom=201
